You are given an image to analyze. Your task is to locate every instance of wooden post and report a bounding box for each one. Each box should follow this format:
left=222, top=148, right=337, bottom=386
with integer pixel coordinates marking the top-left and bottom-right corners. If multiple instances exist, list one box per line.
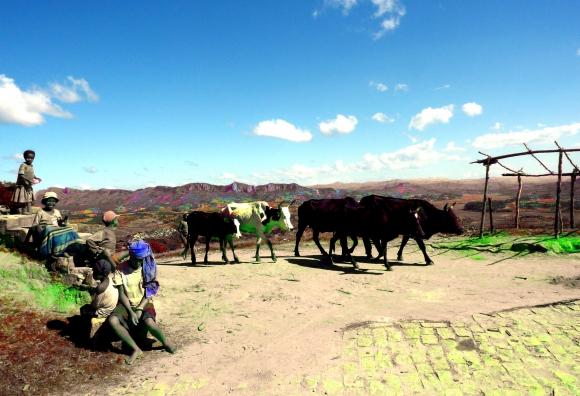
left=555, top=151, right=563, bottom=239
left=571, top=172, right=577, bottom=229
left=515, top=174, right=522, bottom=229
left=488, top=197, right=494, bottom=233
left=479, top=160, right=491, bottom=238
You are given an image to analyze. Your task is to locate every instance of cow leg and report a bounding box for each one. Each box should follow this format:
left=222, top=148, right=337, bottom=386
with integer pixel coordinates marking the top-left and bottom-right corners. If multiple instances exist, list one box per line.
left=220, top=238, right=230, bottom=264
left=204, top=237, right=210, bottom=264
left=226, top=234, right=240, bottom=263
left=189, top=234, right=198, bottom=265
left=328, top=233, right=339, bottom=266
left=362, top=236, right=373, bottom=259
left=345, top=235, right=360, bottom=269
left=348, top=235, right=358, bottom=254
left=383, top=239, right=392, bottom=271
left=294, top=224, right=307, bottom=257
left=257, top=230, right=276, bottom=263
left=254, top=236, right=262, bottom=262
left=312, top=229, right=328, bottom=256
left=397, top=235, right=410, bottom=261
left=415, top=236, right=434, bottom=265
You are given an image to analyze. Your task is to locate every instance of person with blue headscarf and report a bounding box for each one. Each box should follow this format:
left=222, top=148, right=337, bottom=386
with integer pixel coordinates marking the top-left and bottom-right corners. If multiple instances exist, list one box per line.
left=107, top=239, right=176, bottom=365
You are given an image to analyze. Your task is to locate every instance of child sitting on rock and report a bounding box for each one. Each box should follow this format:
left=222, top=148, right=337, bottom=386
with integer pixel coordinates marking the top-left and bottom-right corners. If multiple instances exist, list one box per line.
left=84, top=211, right=120, bottom=268
left=80, top=259, right=119, bottom=319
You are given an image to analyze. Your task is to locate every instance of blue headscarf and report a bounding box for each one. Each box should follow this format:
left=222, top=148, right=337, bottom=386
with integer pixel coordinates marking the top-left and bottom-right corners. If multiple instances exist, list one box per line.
left=128, top=239, right=159, bottom=298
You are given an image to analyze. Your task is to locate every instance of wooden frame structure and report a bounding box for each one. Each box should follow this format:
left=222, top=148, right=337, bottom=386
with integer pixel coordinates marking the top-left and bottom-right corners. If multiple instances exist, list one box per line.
left=471, top=142, right=580, bottom=238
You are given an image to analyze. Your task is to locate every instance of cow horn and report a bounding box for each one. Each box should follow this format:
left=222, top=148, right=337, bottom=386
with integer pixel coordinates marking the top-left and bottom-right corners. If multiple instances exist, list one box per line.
left=444, top=203, right=448, bottom=211
left=450, top=202, right=456, bottom=209
left=289, top=199, right=296, bottom=207
left=278, top=200, right=286, bottom=208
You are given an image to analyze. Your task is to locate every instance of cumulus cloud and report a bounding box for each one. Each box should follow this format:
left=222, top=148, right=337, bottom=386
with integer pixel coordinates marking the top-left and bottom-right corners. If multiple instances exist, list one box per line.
left=394, top=83, right=408, bottom=92
left=77, top=184, right=91, bottom=190
left=52, top=184, right=64, bottom=188
left=444, top=142, right=466, bottom=152
left=83, top=166, right=98, bottom=173
left=369, top=81, right=388, bottom=91
left=408, top=105, right=454, bottom=131
left=218, top=172, right=237, bottom=180
left=462, top=102, right=483, bottom=116
left=472, top=123, right=580, bottom=149
left=253, top=119, right=313, bottom=142
left=2, top=153, right=23, bottom=161
left=319, top=114, right=358, bottom=135
left=379, top=138, right=443, bottom=169
left=434, top=84, right=450, bottom=90
left=0, top=74, right=74, bottom=126
left=372, top=112, right=394, bottom=123
left=491, top=122, right=502, bottom=130
left=49, top=76, right=99, bottom=103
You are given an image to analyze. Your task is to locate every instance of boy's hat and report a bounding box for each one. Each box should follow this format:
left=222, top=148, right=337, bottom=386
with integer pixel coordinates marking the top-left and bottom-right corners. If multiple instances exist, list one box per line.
left=103, top=211, right=119, bottom=223
left=42, top=191, right=59, bottom=202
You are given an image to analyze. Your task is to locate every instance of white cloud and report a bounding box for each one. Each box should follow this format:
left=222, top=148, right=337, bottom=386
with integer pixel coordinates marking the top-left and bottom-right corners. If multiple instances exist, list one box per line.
left=0, top=74, right=74, bottom=126
left=2, top=153, right=23, bottom=161
left=394, top=83, right=408, bottom=92
left=444, top=142, right=466, bottom=152
left=491, top=122, right=502, bottom=130
left=404, top=133, right=419, bottom=143
left=472, top=123, right=580, bottom=149
left=445, top=155, right=469, bottom=161
left=379, top=138, right=444, bottom=169
left=372, top=0, right=406, bottom=39
left=369, top=81, right=388, bottom=91
left=49, top=76, right=99, bottom=103
left=538, top=123, right=546, bottom=127
left=408, top=105, right=454, bottom=131
left=325, top=0, right=358, bottom=14
left=77, top=184, right=91, bottom=190
left=462, top=102, right=483, bottom=116
left=577, top=48, right=580, bottom=56
left=372, top=112, right=394, bottom=123
left=83, top=166, right=98, bottom=173
left=218, top=172, right=237, bottom=180
left=253, top=119, right=312, bottom=142
left=185, top=160, right=199, bottom=166
left=319, top=114, right=358, bottom=135
left=52, top=184, right=64, bottom=188
left=434, top=84, right=450, bottom=90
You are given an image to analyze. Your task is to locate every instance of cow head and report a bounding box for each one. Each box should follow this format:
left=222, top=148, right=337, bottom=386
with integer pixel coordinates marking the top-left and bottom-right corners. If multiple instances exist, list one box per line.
left=442, top=202, right=463, bottom=235
left=264, top=200, right=295, bottom=232
left=224, top=217, right=242, bottom=238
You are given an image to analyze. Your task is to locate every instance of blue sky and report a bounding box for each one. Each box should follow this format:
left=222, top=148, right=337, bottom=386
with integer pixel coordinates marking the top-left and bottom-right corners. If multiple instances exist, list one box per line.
left=1, top=1, right=580, bottom=191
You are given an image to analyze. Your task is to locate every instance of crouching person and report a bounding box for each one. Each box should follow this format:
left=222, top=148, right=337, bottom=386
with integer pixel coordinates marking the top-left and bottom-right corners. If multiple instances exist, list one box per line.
left=80, top=259, right=119, bottom=319
left=107, top=239, right=176, bottom=365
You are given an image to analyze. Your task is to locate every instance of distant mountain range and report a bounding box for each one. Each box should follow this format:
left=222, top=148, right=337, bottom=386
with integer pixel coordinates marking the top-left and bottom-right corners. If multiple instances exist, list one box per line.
left=26, top=177, right=570, bottom=213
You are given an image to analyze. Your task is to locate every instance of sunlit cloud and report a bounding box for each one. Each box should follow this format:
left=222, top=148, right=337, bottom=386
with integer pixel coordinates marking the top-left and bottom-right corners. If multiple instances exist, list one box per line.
left=2, top=153, right=23, bottom=161
left=444, top=142, right=466, bottom=152
left=408, top=105, right=454, bottom=131
left=378, top=138, right=443, bottom=169
left=218, top=172, right=237, bottom=180
left=77, top=184, right=91, bottom=190
left=491, top=122, right=502, bottom=130
left=370, top=81, right=388, bottom=91
left=49, top=76, right=99, bottom=103
left=462, top=102, right=483, bottom=116
left=394, top=83, right=408, bottom=93
left=253, top=119, right=313, bottom=142
left=434, top=84, right=450, bottom=90
left=83, top=166, right=98, bottom=173
left=372, top=112, right=394, bottom=123
left=319, top=114, right=358, bottom=136
left=472, top=123, right=580, bottom=149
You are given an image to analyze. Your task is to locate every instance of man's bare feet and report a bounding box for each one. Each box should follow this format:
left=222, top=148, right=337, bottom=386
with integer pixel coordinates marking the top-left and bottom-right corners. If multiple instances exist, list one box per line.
left=125, top=349, right=143, bottom=365
left=164, top=342, right=177, bottom=354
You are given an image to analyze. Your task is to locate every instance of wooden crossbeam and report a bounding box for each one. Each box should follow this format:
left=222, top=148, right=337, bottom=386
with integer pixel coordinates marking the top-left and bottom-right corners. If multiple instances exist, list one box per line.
left=471, top=148, right=580, bottom=164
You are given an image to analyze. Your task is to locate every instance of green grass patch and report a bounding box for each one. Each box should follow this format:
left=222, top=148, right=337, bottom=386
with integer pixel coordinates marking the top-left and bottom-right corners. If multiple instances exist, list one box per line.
left=431, top=233, right=580, bottom=254
left=0, top=251, right=90, bottom=313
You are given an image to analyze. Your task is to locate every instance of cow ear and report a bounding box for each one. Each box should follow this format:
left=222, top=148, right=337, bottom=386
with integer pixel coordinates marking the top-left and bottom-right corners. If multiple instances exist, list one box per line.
left=450, top=202, right=456, bottom=209
left=444, top=203, right=448, bottom=211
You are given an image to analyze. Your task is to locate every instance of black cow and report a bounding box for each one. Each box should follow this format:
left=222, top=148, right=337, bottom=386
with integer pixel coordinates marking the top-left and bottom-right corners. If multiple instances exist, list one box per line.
left=328, top=202, right=425, bottom=270
left=294, top=197, right=360, bottom=258
left=359, top=195, right=463, bottom=265
left=187, top=211, right=242, bottom=264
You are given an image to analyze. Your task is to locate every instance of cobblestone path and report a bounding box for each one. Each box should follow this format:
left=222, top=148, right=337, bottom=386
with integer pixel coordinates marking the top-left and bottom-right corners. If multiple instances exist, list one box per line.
left=109, top=300, right=580, bottom=395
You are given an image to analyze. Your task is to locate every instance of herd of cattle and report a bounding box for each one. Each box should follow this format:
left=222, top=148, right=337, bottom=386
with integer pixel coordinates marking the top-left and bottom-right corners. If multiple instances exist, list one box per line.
left=185, top=195, right=463, bottom=271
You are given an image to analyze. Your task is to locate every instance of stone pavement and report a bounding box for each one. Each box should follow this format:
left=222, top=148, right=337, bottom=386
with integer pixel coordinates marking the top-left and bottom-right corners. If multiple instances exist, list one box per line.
left=108, top=300, right=580, bottom=396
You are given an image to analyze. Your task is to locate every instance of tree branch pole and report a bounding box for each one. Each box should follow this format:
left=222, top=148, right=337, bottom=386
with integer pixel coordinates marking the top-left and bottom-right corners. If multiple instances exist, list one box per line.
left=555, top=151, right=563, bottom=238
left=488, top=197, right=494, bottom=233
left=571, top=171, right=577, bottom=229
left=516, top=174, right=522, bottom=229
left=479, top=159, right=491, bottom=238
left=471, top=148, right=580, bottom=164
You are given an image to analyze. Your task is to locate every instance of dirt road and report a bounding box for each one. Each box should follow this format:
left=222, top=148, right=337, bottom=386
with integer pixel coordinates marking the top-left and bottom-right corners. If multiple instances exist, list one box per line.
left=101, top=237, right=580, bottom=395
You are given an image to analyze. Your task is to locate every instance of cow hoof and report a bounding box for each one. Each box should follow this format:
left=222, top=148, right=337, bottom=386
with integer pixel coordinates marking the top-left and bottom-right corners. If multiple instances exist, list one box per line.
left=223, top=260, right=229, bottom=264
left=203, top=260, right=208, bottom=265
left=255, top=258, right=261, bottom=263
left=370, top=256, right=380, bottom=262
left=294, top=252, right=300, bottom=257
left=397, top=255, right=404, bottom=261
left=426, top=260, right=435, bottom=266
left=234, top=258, right=240, bottom=264
left=385, top=266, right=393, bottom=271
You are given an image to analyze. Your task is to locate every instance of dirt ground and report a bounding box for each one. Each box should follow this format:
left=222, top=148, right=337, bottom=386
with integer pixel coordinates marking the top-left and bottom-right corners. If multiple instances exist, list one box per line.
left=97, top=235, right=580, bottom=395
